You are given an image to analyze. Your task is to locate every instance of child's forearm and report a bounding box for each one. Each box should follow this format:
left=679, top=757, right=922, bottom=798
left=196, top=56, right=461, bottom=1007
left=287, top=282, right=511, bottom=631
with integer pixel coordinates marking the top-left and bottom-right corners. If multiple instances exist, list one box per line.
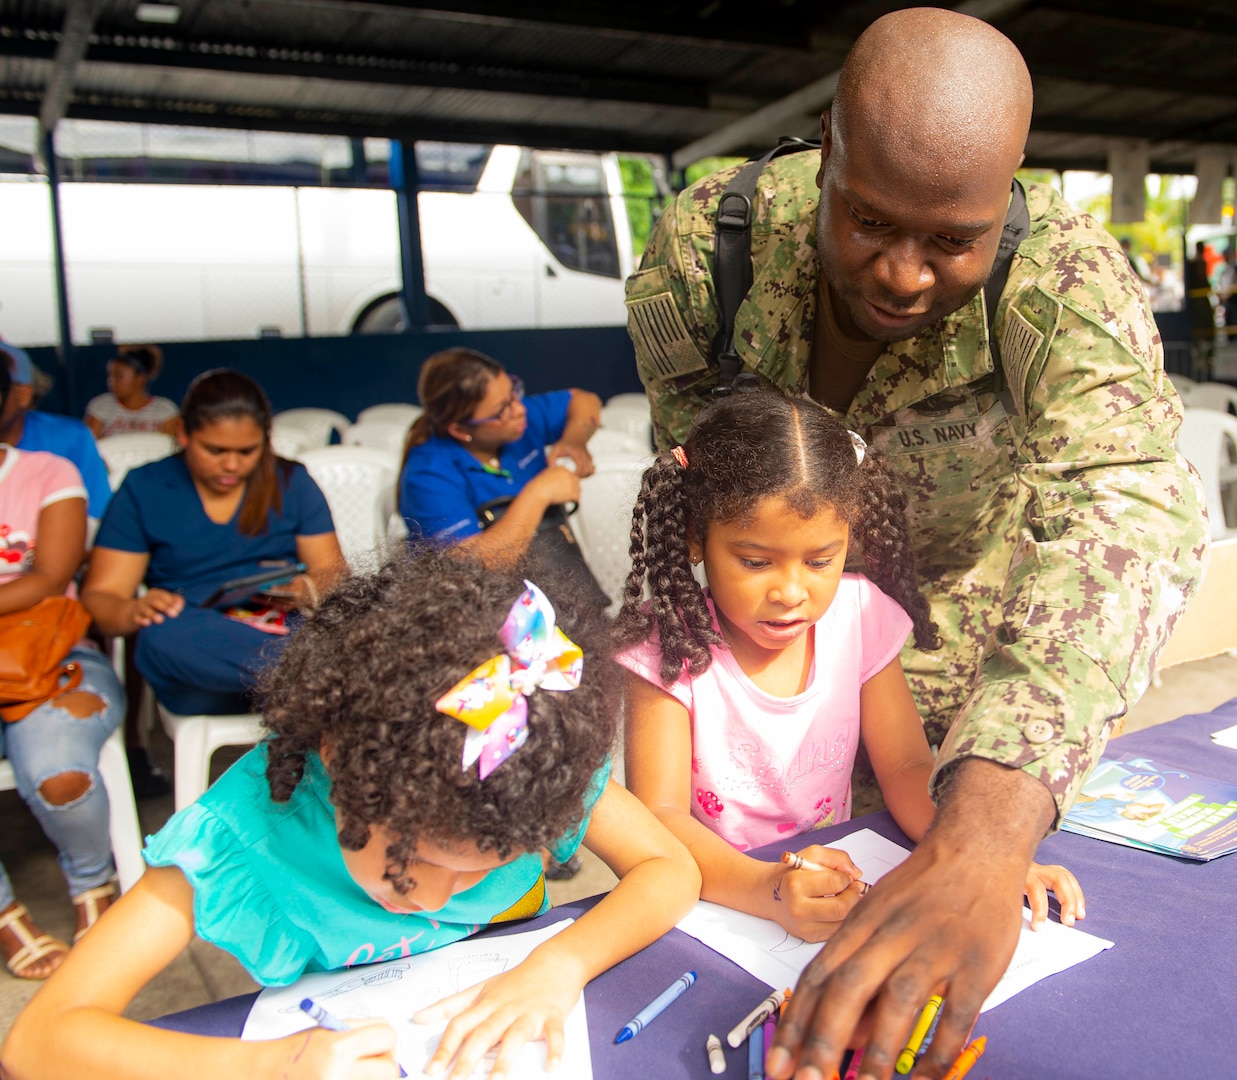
left=1, top=1011, right=287, bottom=1080
left=656, top=807, right=802, bottom=923
left=881, top=761, right=937, bottom=844
left=531, top=847, right=701, bottom=988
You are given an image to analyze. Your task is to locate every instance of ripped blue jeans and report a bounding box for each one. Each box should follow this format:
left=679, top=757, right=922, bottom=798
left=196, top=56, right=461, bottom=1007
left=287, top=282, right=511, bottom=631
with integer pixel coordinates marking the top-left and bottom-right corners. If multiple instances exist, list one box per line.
left=0, top=646, right=123, bottom=909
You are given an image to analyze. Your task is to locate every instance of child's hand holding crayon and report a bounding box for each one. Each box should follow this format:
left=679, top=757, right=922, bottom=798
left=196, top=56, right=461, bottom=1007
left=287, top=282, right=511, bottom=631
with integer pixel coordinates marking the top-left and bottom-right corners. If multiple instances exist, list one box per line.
left=771, top=844, right=868, bottom=943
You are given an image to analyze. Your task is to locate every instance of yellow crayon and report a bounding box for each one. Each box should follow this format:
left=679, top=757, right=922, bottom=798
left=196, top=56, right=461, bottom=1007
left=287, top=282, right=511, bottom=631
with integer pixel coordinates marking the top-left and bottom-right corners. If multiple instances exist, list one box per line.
left=895, top=995, right=943, bottom=1074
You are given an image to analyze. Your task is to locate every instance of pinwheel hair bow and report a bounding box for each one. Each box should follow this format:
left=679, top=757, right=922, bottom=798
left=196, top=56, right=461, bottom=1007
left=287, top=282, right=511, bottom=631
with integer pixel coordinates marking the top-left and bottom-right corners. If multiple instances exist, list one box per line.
left=434, top=580, right=583, bottom=779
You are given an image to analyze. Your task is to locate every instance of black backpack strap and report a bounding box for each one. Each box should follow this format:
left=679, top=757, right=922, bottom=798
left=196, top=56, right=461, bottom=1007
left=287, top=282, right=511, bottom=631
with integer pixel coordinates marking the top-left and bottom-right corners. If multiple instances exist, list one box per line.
left=983, top=178, right=1030, bottom=369
left=711, top=139, right=817, bottom=397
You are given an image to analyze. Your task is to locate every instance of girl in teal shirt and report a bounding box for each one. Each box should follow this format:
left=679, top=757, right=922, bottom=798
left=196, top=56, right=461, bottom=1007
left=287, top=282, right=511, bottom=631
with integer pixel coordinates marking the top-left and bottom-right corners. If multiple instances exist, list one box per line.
left=3, top=548, right=700, bottom=1080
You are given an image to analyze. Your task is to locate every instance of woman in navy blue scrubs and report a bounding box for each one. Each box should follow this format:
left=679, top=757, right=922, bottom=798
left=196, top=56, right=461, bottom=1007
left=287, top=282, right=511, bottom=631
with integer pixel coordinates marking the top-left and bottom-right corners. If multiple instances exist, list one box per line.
left=82, top=370, right=346, bottom=716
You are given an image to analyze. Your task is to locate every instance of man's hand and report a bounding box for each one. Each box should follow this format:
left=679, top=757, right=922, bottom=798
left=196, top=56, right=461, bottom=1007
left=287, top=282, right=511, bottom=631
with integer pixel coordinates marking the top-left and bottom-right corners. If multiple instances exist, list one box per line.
left=765, top=760, right=1055, bottom=1080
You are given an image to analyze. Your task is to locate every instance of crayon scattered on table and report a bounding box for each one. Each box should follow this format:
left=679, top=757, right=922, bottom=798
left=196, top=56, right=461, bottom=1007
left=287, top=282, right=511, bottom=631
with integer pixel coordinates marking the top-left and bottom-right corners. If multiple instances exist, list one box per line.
left=614, top=970, right=697, bottom=1044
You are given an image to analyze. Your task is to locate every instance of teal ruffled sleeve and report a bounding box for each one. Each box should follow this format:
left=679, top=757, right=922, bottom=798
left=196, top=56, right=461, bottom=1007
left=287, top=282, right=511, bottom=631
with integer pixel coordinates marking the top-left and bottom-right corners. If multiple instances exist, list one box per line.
left=143, top=803, right=317, bottom=986
left=545, top=757, right=611, bottom=864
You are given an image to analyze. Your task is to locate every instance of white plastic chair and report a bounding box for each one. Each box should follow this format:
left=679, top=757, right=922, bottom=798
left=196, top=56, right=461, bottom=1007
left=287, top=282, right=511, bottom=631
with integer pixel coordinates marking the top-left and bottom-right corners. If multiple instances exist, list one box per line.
left=271, top=408, right=350, bottom=451
left=1177, top=407, right=1237, bottom=540
left=586, top=428, right=651, bottom=458
left=343, top=419, right=414, bottom=455
left=1188, top=381, right=1237, bottom=416
left=298, top=446, right=400, bottom=571
left=356, top=402, right=422, bottom=426
left=604, top=393, right=651, bottom=410
left=96, top=432, right=176, bottom=490
left=271, top=427, right=310, bottom=460
left=0, top=728, right=144, bottom=893
left=600, top=398, right=653, bottom=446
left=156, top=705, right=265, bottom=812
left=572, top=455, right=655, bottom=614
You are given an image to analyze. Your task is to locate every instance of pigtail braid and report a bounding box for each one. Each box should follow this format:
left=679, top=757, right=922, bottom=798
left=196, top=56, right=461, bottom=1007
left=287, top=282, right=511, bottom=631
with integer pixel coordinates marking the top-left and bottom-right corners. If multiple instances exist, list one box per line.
left=853, top=446, right=940, bottom=650
left=612, top=454, right=720, bottom=685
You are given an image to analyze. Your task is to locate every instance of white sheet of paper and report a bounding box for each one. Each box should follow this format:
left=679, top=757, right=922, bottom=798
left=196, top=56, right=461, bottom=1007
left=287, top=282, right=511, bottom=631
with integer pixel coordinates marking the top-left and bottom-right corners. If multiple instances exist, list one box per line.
left=675, top=828, right=1114, bottom=1013
left=1211, top=722, right=1237, bottom=749
left=241, top=920, right=592, bottom=1079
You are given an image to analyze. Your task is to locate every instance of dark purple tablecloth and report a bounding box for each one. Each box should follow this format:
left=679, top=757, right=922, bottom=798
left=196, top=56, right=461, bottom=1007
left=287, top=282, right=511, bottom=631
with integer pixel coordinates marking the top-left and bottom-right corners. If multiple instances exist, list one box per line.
left=152, top=700, right=1237, bottom=1077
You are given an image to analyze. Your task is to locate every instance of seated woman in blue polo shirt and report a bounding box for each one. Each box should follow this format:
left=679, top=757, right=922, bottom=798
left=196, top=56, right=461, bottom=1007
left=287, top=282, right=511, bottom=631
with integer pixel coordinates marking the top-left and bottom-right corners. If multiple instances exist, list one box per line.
left=81, top=369, right=346, bottom=716
left=398, top=347, right=602, bottom=563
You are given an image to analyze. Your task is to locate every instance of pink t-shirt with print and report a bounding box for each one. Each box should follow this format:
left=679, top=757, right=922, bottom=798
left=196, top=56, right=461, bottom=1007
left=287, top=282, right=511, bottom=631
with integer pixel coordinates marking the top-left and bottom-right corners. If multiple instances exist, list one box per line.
left=0, top=446, right=87, bottom=586
left=617, top=573, right=912, bottom=852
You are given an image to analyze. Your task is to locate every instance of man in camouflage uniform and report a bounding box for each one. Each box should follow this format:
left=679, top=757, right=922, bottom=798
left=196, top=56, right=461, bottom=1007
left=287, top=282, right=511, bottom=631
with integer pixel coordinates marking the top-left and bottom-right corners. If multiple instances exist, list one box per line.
left=626, top=9, right=1207, bottom=1079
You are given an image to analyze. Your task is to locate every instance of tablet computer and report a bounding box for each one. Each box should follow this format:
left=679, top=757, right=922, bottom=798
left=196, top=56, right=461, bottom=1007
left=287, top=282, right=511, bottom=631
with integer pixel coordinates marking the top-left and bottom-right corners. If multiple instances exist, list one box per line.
left=200, top=563, right=306, bottom=609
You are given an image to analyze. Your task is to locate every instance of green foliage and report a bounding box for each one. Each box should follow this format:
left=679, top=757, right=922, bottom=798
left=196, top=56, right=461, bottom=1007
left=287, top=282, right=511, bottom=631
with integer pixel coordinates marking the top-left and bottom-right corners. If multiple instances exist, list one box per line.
left=618, top=155, right=660, bottom=258
left=683, top=156, right=745, bottom=186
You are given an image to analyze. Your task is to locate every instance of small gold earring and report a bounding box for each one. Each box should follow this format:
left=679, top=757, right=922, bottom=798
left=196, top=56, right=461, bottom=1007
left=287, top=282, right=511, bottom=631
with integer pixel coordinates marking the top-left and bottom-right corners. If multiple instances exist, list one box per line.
left=463, top=434, right=472, bottom=442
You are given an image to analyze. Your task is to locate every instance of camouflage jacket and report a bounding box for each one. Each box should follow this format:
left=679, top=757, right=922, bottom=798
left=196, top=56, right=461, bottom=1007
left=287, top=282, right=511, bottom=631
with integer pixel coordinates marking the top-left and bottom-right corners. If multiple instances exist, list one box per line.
left=625, top=151, right=1208, bottom=824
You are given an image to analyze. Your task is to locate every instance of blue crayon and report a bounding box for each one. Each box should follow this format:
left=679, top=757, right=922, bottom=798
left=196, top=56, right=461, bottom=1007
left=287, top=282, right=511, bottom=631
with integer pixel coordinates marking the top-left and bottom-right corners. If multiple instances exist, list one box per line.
left=299, top=997, right=408, bottom=1077
left=614, top=970, right=697, bottom=1044
left=748, top=1020, right=765, bottom=1080
left=915, top=1011, right=943, bottom=1065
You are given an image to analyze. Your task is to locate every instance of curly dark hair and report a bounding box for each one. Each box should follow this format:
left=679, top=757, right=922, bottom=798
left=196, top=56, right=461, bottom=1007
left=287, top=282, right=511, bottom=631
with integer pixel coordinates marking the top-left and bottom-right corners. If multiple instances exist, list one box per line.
left=258, top=545, right=618, bottom=893
left=613, top=390, right=939, bottom=685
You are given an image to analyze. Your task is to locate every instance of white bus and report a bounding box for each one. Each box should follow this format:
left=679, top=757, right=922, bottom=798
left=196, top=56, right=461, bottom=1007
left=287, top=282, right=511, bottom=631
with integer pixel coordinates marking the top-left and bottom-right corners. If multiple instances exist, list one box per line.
left=0, top=143, right=634, bottom=345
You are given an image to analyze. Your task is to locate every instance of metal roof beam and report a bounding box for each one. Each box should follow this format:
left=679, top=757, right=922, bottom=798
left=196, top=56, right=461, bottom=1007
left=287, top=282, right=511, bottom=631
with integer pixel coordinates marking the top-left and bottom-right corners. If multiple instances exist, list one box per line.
left=669, top=0, right=1031, bottom=169
left=38, top=0, right=103, bottom=133
left=253, top=0, right=818, bottom=51
left=0, top=28, right=710, bottom=109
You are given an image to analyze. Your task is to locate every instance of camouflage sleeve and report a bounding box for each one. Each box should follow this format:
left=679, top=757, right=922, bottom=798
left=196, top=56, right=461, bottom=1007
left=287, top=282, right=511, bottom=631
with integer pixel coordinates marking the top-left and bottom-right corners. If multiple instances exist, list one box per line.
left=931, top=242, right=1209, bottom=827
left=624, top=194, right=718, bottom=449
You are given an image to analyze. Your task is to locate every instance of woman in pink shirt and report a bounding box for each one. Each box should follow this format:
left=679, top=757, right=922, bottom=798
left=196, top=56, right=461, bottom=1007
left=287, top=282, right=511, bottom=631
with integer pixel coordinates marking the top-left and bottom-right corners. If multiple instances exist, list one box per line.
left=615, top=391, right=1083, bottom=942
left=0, top=363, right=125, bottom=980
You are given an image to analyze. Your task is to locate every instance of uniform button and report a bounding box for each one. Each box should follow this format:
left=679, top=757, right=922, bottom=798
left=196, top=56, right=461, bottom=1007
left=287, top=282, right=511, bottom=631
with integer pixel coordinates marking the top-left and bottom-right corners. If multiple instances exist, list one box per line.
left=1024, top=719, right=1055, bottom=744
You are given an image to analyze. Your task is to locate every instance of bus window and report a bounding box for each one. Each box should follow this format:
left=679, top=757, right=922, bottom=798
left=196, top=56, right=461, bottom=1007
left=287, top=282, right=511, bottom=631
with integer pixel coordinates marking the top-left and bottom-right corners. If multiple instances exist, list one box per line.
left=511, top=150, right=622, bottom=279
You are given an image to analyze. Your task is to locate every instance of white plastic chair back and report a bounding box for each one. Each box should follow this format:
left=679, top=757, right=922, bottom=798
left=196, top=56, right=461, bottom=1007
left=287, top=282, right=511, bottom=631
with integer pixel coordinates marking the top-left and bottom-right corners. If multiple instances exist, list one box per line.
left=586, top=428, right=650, bottom=458
left=343, top=419, right=414, bottom=455
left=1167, top=373, right=1197, bottom=406
left=573, top=455, right=655, bottom=614
left=271, top=408, right=350, bottom=450
left=271, top=427, right=310, bottom=460
left=298, top=446, right=400, bottom=570
left=356, top=402, right=422, bottom=426
left=600, top=398, right=653, bottom=445
left=96, top=431, right=176, bottom=490
left=1187, top=382, right=1237, bottom=416
left=604, top=393, right=651, bottom=410
left=1177, top=407, right=1237, bottom=540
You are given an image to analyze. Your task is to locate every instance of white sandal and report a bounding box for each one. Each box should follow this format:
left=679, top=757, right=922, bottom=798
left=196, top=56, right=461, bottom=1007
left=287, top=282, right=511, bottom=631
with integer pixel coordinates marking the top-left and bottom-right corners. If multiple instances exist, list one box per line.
left=71, top=882, right=117, bottom=944
left=0, top=902, right=69, bottom=980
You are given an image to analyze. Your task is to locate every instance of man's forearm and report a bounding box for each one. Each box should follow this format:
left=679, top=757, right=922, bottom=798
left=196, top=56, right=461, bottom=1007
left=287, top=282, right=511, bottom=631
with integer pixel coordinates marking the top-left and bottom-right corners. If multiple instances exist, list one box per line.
left=926, top=757, right=1056, bottom=865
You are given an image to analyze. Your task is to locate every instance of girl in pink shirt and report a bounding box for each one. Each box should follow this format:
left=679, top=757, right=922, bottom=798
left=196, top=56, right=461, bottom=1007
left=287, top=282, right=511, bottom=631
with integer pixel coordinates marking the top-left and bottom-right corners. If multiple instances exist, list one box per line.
left=616, top=391, right=1082, bottom=943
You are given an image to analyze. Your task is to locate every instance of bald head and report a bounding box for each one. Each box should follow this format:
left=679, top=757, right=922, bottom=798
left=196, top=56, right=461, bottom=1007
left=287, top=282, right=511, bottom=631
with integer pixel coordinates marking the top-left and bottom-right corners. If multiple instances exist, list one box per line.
left=831, top=8, right=1032, bottom=188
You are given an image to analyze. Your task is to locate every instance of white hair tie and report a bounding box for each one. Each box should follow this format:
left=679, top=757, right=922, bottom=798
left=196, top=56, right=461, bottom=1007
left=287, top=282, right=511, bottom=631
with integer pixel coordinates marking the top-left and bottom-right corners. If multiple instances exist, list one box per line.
left=848, top=429, right=867, bottom=466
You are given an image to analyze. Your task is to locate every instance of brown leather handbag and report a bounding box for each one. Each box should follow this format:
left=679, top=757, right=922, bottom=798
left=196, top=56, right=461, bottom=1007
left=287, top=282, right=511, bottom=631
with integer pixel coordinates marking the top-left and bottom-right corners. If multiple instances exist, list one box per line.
left=0, top=596, right=93, bottom=722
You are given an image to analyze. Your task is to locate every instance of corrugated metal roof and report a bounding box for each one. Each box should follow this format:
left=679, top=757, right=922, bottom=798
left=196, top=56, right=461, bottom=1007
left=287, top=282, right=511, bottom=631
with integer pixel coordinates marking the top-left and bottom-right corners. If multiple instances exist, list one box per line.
left=0, top=0, right=1232, bottom=169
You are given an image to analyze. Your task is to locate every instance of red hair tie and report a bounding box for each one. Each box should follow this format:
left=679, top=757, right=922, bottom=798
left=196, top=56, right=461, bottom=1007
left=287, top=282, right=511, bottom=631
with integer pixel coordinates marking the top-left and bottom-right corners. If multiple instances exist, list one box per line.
left=672, top=446, right=688, bottom=468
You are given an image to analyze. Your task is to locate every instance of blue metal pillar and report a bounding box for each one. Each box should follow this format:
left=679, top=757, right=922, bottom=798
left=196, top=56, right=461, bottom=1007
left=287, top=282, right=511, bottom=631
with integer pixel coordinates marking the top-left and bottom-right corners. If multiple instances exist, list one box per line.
left=42, top=127, right=78, bottom=414
left=390, top=139, right=430, bottom=332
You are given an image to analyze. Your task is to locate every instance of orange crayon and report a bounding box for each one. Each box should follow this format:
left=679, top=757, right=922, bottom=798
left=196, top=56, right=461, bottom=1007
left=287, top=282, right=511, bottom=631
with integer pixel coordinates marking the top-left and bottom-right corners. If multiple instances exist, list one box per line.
left=941, top=1035, right=986, bottom=1080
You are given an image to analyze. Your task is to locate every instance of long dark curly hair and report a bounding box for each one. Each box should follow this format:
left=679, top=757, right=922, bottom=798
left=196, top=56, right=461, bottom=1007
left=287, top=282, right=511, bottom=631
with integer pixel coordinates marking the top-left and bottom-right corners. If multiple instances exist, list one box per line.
left=613, top=390, right=938, bottom=686
left=258, top=545, right=618, bottom=893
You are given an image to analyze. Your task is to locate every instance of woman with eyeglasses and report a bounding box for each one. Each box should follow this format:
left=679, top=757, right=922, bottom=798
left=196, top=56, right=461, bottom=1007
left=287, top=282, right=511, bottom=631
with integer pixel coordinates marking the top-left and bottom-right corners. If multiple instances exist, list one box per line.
left=398, top=347, right=601, bottom=564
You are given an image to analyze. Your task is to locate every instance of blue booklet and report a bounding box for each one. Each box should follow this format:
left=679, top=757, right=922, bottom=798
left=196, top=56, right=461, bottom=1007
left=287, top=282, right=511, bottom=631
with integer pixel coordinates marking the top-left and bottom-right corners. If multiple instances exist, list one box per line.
left=1062, top=754, right=1237, bottom=861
